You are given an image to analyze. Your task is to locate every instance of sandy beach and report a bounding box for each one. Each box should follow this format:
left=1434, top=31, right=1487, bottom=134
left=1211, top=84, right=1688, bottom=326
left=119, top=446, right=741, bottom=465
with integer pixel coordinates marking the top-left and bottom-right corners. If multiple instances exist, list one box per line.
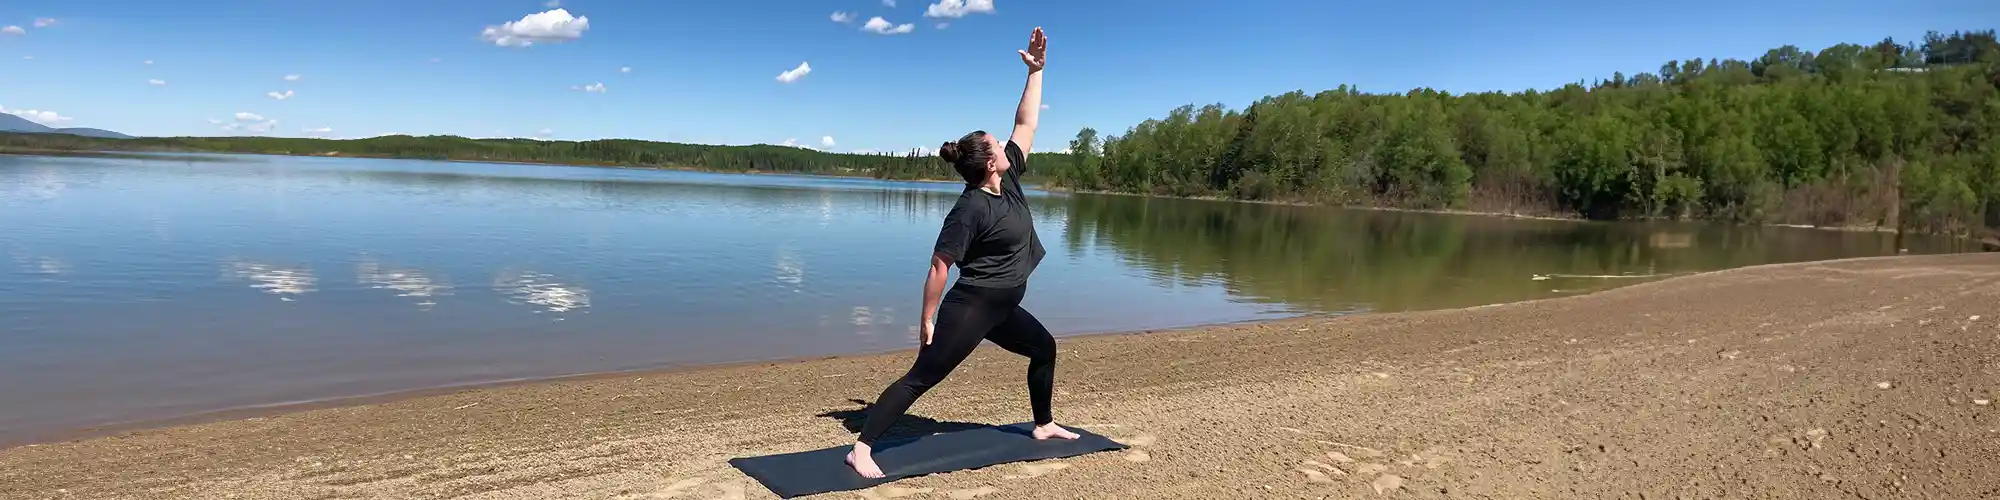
left=4, top=253, right=1998, bottom=499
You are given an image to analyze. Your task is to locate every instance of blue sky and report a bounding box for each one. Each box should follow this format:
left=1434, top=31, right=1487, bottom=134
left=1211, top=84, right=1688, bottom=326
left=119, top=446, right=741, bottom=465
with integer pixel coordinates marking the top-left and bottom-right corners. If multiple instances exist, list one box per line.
left=0, top=0, right=1989, bottom=153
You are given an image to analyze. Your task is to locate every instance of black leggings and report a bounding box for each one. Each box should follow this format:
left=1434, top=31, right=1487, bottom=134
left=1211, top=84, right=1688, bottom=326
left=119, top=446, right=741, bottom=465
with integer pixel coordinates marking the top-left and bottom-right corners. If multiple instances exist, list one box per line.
left=856, top=282, right=1056, bottom=444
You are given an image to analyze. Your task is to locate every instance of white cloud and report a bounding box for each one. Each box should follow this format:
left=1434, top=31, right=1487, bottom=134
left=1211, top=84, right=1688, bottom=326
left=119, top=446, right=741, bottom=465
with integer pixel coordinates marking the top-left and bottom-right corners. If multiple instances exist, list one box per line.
left=266, top=90, right=295, bottom=100
left=776, top=62, right=812, bottom=83
left=1, top=106, right=72, bottom=126
left=143, top=59, right=154, bottom=65
left=924, top=0, right=994, bottom=18
left=821, top=136, right=837, bottom=148
left=283, top=74, right=302, bottom=82
left=544, top=0, right=561, bottom=7
left=20, top=56, right=32, bottom=60
left=936, top=23, right=950, bottom=30
left=535, top=128, right=554, bottom=138
left=33, top=18, right=57, bottom=28
left=235, top=112, right=265, bottom=122
left=207, top=118, right=224, bottom=125
left=884, top=0, right=898, bottom=6
left=148, top=79, right=167, bottom=86
left=780, top=138, right=818, bottom=150
left=221, top=123, right=240, bottom=132
left=304, top=126, right=333, bottom=136
left=853, top=148, right=882, bottom=155
left=2, top=26, right=25, bottom=36
left=481, top=9, right=589, bottom=48
left=428, top=57, right=442, bottom=63
left=619, top=66, right=632, bottom=73
left=862, top=17, right=914, bottom=35
left=571, top=82, right=606, bottom=93
left=1040, top=104, right=1049, bottom=110
left=831, top=11, right=856, bottom=23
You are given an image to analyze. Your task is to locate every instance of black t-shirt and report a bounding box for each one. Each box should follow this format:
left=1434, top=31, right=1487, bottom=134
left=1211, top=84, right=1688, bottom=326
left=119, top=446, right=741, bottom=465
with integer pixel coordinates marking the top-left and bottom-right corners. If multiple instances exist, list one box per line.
left=933, top=140, right=1046, bottom=288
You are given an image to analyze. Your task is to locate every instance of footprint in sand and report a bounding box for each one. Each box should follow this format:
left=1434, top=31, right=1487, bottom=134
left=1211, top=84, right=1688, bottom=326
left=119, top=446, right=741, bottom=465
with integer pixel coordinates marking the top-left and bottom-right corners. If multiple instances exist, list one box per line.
left=1295, top=467, right=1336, bottom=484
left=706, top=482, right=745, bottom=500
left=653, top=477, right=708, bottom=498
left=1316, top=440, right=1385, bottom=459
left=946, top=487, right=999, bottom=499
left=1003, top=462, right=1070, bottom=480
left=1371, top=474, right=1405, bottom=494
left=857, top=485, right=932, bottom=499
left=1126, top=434, right=1157, bottom=447
left=1120, top=433, right=1158, bottom=462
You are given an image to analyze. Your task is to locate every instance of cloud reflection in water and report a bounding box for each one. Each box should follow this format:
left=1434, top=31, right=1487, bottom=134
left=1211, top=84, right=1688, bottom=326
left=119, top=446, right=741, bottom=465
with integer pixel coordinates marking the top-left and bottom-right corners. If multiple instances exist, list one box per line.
left=223, top=259, right=317, bottom=300
left=356, top=261, right=452, bottom=311
left=492, top=270, right=591, bottom=317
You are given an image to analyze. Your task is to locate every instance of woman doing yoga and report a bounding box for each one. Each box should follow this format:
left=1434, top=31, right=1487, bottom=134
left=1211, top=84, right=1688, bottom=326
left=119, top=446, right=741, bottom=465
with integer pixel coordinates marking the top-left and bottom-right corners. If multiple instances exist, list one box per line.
left=845, top=27, right=1076, bottom=479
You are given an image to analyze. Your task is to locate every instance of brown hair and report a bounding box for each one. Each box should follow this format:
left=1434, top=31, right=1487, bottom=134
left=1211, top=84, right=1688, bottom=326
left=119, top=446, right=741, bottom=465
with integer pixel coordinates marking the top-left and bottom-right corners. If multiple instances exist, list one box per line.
left=938, top=130, right=992, bottom=185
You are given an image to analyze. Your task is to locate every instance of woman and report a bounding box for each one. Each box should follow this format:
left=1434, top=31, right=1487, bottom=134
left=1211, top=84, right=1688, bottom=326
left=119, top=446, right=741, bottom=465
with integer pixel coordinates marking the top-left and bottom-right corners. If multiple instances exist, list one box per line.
left=846, top=26, right=1076, bottom=479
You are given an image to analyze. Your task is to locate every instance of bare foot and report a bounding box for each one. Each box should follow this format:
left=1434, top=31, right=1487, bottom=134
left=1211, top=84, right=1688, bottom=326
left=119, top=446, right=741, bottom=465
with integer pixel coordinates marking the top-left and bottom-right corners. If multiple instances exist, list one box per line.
left=1032, top=423, right=1081, bottom=440
left=847, top=443, right=886, bottom=479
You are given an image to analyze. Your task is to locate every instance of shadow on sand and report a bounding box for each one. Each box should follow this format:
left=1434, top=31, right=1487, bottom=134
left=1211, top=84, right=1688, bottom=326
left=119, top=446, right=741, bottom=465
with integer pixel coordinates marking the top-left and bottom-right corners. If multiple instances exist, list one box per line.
left=815, top=399, right=994, bottom=444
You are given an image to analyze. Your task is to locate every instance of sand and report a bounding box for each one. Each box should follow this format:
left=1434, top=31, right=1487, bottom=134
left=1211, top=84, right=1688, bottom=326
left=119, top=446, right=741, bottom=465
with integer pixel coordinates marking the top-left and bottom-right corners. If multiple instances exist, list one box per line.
left=4, top=253, right=1999, bottom=499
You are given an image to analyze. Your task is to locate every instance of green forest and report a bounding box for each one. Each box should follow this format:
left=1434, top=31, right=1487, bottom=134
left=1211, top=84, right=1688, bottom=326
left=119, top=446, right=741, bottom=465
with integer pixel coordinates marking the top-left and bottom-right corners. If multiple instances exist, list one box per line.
left=0, top=131, right=1076, bottom=183
left=1044, top=30, right=2000, bottom=237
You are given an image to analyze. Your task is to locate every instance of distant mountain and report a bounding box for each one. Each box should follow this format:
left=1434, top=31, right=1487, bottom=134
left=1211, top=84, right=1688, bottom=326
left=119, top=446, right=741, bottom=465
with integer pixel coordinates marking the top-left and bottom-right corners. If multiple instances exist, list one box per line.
left=0, top=113, right=55, bottom=133
left=0, top=113, right=134, bottom=139
left=53, top=128, right=135, bottom=139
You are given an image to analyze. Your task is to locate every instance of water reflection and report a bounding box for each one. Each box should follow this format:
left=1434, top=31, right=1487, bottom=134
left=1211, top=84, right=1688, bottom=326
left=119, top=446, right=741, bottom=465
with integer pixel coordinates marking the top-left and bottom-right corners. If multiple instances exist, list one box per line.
left=0, top=165, right=67, bottom=202
left=222, top=259, right=317, bottom=300
left=1057, top=195, right=1961, bottom=313
left=9, top=253, right=68, bottom=279
left=492, top=270, right=590, bottom=316
left=774, top=247, right=806, bottom=291
left=355, top=261, right=451, bottom=311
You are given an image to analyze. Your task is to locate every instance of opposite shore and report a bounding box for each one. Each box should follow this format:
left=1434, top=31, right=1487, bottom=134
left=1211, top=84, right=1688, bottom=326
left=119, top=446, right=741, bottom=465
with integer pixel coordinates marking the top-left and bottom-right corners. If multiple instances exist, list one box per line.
left=14, top=146, right=1987, bottom=249
left=4, top=253, right=1997, bottom=499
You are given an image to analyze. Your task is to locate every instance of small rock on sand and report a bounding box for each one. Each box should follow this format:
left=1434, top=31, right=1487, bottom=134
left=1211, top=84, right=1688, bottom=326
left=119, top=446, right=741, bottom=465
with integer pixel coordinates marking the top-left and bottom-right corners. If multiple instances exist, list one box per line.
left=1975, top=399, right=1991, bottom=406
left=1371, top=474, right=1405, bottom=494
left=1876, top=382, right=1894, bottom=390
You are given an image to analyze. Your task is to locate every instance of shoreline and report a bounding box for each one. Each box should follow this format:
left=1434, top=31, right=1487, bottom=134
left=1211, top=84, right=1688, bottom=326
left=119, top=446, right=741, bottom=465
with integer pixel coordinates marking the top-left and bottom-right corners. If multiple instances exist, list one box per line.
left=6, top=253, right=1998, bottom=499
left=0, top=312, right=1296, bottom=450
left=15, top=148, right=1974, bottom=241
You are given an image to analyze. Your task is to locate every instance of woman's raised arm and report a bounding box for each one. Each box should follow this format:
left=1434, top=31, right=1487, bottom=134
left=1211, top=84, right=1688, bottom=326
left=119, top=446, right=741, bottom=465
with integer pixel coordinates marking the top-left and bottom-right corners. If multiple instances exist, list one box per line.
left=1010, top=27, right=1046, bottom=154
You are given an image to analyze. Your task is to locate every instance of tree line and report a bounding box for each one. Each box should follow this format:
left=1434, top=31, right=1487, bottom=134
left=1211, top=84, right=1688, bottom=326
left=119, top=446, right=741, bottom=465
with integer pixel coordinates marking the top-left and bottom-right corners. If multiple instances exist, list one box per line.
left=1044, top=30, right=2000, bottom=237
left=0, top=132, right=1074, bottom=183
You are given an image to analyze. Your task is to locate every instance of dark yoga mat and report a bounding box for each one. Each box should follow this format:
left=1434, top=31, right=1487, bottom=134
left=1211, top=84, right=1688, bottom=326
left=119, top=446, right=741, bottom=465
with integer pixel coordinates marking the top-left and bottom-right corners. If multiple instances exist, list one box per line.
left=728, top=422, right=1127, bottom=498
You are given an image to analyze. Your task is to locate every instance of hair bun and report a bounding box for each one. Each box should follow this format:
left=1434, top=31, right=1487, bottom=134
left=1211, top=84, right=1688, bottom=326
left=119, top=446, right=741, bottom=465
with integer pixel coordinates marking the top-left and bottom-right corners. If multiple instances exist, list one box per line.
left=938, top=141, right=960, bottom=163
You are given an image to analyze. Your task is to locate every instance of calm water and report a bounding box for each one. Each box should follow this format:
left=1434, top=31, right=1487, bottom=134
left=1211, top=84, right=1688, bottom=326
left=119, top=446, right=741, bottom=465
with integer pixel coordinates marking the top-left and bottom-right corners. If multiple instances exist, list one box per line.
left=0, top=153, right=1972, bottom=443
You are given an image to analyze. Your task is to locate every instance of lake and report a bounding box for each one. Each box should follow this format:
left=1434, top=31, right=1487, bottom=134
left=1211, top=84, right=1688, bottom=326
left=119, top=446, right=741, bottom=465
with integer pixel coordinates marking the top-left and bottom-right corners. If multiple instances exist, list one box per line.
left=0, top=153, right=1972, bottom=445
